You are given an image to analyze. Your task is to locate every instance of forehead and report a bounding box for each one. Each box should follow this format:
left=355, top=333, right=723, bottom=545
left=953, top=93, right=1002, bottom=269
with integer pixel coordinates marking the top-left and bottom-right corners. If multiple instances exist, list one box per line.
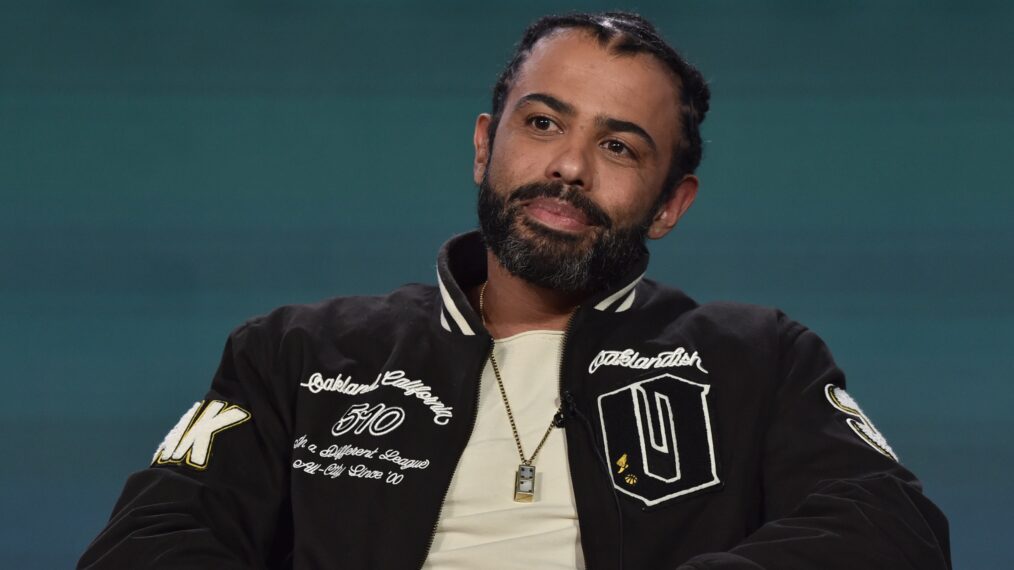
left=507, top=29, right=682, bottom=146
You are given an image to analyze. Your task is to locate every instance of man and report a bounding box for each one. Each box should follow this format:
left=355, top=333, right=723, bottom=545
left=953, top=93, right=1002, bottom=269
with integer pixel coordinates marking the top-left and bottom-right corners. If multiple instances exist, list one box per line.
left=80, top=12, right=951, bottom=569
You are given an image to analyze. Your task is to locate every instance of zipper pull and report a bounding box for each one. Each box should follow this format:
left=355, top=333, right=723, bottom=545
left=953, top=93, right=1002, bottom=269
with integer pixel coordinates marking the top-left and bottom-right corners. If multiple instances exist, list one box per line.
left=563, top=390, right=577, bottom=406
left=558, top=390, right=580, bottom=426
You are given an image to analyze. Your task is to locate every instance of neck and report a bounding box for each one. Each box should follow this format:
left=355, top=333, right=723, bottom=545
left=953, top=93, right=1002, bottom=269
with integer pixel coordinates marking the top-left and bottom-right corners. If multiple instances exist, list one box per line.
left=472, top=250, right=583, bottom=339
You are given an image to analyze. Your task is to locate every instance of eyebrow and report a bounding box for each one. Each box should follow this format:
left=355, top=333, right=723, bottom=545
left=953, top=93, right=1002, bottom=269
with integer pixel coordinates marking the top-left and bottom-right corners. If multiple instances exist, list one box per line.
left=514, top=92, right=657, bottom=153
left=596, top=116, right=657, bottom=153
left=515, top=92, right=576, bottom=116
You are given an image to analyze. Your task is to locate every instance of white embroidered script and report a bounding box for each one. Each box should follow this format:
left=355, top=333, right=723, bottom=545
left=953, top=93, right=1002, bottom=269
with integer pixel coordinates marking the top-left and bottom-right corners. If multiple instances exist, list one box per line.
left=588, top=347, right=708, bottom=375
left=380, top=370, right=454, bottom=425
left=300, top=372, right=379, bottom=396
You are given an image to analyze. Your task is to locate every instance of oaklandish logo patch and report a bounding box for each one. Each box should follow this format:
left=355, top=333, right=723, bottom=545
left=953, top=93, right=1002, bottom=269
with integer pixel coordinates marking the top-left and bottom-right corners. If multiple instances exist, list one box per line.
left=588, top=347, right=708, bottom=375
left=597, top=373, right=720, bottom=507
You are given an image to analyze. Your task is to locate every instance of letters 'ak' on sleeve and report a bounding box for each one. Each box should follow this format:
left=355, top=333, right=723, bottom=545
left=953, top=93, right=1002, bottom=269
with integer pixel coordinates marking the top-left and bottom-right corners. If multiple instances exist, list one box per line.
left=78, top=321, right=294, bottom=569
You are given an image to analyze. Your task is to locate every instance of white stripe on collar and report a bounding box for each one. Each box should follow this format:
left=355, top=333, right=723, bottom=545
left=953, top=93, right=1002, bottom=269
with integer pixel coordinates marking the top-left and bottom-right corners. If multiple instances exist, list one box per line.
left=594, top=273, right=645, bottom=312
left=437, top=271, right=476, bottom=336
left=615, top=289, right=637, bottom=312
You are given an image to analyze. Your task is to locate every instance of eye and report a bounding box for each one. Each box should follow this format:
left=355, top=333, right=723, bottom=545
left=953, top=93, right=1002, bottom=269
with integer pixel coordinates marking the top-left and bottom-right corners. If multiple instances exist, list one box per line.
left=527, top=115, right=560, bottom=132
left=602, top=139, right=634, bottom=157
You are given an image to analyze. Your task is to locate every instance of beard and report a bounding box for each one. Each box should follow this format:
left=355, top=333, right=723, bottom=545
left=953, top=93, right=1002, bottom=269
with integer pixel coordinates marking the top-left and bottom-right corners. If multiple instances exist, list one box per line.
left=477, top=172, right=652, bottom=294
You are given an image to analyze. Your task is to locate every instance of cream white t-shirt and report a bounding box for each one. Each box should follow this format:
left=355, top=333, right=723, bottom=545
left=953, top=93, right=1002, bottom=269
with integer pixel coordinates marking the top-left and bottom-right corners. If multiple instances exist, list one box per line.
left=422, top=330, right=584, bottom=569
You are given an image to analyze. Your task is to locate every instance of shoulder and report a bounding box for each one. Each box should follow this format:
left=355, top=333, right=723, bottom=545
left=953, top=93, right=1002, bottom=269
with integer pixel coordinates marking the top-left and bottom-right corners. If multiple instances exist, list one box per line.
left=637, top=279, right=805, bottom=347
left=228, top=283, right=439, bottom=351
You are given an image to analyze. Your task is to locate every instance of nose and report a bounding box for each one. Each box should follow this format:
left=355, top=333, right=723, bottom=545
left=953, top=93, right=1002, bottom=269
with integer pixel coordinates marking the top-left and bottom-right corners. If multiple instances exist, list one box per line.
left=544, top=139, right=592, bottom=190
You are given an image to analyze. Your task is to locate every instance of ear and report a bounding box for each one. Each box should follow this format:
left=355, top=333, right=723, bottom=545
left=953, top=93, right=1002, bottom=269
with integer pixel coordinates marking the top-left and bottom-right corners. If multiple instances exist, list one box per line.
left=473, top=113, right=493, bottom=185
left=647, top=175, right=698, bottom=240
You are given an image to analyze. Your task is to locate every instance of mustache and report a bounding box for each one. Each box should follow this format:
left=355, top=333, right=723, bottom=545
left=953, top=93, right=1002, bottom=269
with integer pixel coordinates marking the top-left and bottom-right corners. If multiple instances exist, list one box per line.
left=508, top=182, right=612, bottom=228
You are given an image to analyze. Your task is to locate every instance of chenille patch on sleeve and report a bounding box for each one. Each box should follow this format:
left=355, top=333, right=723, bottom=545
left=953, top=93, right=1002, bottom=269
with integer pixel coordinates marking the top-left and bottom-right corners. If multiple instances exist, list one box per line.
left=152, top=400, right=251, bottom=469
left=824, top=384, right=898, bottom=462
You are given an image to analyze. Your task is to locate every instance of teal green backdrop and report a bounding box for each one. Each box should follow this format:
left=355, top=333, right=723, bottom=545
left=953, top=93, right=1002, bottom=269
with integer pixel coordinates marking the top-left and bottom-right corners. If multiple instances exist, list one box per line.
left=1, top=2, right=1011, bottom=568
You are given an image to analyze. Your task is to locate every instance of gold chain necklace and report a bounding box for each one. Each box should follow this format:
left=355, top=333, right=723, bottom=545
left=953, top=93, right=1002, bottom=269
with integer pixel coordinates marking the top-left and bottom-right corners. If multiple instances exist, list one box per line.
left=479, top=281, right=562, bottom=503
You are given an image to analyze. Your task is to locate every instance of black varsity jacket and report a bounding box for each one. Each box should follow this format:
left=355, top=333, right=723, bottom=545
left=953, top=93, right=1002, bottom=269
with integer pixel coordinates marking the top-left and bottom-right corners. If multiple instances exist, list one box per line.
left=79, top=231, right=951, bottom=569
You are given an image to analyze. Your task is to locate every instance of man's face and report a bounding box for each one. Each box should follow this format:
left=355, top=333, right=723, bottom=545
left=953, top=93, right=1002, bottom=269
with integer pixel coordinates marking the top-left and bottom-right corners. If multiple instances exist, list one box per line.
left=474, top=29, right=694, bottom=293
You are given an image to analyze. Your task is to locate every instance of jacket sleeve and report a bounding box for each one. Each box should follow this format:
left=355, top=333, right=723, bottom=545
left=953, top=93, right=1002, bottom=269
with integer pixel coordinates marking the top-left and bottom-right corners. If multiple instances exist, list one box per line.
left=78, top=321, right=293, bottom=569
left=678, top=313, right=951, bottom=570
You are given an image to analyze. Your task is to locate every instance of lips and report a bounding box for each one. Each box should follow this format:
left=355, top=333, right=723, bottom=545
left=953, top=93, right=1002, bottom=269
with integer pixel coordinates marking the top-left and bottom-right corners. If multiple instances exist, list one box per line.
left=523, top=197, right=594, bottom=232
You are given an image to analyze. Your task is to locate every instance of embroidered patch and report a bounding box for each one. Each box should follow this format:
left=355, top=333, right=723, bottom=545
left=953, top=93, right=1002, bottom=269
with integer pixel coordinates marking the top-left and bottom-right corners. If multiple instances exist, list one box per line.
left=300, top=371, right=379, bottom=396
left=152, top=400, right=250, bottom=469
left=588, top=347, right=708, bottom=375
left=824, top=384, right=898, bottom=461
left=331, top=402, right=406, bottom=437
left=597, top=374, right=720, bottom=507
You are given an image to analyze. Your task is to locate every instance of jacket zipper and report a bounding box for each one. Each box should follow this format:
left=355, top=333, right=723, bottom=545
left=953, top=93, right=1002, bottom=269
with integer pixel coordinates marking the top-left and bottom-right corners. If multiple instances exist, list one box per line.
left=418, top=338, right=492, bottom=569
left=564, top=393, right=625, bottom=570
left=555, top=309, right=578, bottom=424
left=559, top=309, right=625, bottom=570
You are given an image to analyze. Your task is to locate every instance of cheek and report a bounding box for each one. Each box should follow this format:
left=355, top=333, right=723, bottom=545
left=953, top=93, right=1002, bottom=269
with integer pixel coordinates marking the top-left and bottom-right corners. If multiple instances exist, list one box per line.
left=594, top=170, right=658, bottom=219
left=489, top=134, right=543, bottom=185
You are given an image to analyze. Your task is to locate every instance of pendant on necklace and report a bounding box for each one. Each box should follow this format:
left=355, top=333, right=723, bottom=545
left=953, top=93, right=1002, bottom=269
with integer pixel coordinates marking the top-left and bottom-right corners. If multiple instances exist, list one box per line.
left=514, top=464, right=536, bottom=503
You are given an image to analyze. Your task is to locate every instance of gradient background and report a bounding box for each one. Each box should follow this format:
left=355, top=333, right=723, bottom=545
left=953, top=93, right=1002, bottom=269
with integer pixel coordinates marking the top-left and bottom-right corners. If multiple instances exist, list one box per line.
left=2, top=1, right=1012, bottom=568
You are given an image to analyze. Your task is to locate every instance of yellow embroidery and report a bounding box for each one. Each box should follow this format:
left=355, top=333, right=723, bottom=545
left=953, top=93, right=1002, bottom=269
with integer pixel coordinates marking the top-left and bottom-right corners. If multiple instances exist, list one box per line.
left=616, top=453, right=629, bottom=474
